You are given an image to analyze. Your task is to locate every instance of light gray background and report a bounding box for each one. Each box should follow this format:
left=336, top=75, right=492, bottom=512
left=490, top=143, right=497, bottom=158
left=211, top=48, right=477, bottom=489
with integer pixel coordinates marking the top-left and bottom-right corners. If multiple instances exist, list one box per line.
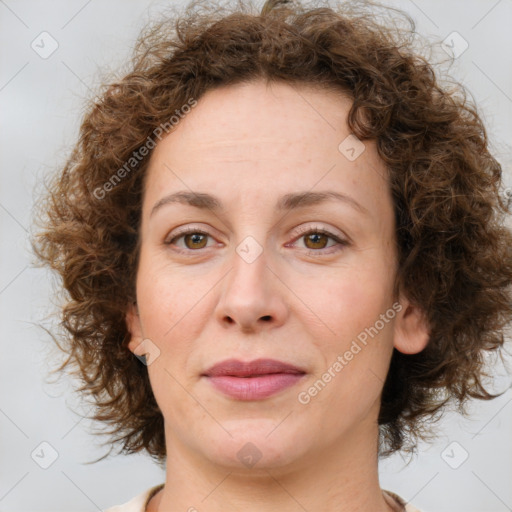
left=1, top=1, right=511, bottom=511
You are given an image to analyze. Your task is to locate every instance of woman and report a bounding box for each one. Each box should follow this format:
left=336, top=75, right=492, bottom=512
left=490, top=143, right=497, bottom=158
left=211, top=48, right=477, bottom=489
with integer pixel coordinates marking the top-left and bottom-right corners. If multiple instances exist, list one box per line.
left=32, top=0, right=512, bottom=511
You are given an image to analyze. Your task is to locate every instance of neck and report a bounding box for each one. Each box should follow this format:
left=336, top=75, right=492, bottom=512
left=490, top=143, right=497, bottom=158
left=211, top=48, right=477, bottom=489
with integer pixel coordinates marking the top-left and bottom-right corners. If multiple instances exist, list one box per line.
left=151, top=407, right=393, bottom=512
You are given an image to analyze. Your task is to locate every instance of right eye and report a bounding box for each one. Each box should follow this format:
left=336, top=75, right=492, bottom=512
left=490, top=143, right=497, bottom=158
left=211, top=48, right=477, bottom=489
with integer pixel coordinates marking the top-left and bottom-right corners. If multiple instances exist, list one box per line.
left=164, top=227, right=218, bottom=252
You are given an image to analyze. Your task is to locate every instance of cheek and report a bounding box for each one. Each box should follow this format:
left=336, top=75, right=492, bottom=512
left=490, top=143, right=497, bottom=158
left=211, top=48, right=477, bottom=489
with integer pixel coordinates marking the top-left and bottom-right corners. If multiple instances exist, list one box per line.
left=301, top=274, right=395, bottom=425
left=136, top=252, right=204, bottom=335
left=138, top=265, right=205, bottom=412
left=304, top=265, right=394, bottom=345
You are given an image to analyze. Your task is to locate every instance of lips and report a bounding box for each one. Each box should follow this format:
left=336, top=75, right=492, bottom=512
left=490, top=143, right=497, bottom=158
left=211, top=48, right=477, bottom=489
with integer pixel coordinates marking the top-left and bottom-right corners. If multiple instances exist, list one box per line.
left=202, top=358, right=306, bottom=377
left=202, top=358, right=307, bottom=400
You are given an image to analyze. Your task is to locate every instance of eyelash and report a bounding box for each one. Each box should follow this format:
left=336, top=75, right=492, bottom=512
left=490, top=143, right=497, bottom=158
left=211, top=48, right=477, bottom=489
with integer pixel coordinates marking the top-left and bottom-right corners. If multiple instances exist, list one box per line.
left=164, top=225, right=349, bottom=256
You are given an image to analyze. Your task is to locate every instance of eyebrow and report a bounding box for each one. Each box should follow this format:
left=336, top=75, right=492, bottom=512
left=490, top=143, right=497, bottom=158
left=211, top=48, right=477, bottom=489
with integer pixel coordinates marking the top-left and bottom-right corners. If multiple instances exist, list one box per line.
left=150, top=190, right=369, bottom=217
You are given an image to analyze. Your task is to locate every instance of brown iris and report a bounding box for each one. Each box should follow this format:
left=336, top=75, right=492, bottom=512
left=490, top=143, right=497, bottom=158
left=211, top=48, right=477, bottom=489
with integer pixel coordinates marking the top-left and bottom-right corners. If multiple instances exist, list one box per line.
left=304, top=232, right=329, bottom=250
left=184, top=233, right=208, bottom=249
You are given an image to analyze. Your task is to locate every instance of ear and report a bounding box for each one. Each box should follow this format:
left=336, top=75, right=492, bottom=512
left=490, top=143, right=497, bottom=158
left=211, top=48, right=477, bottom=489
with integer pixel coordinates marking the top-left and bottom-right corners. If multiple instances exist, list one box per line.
left=126, top=302, right=145, bottom=356
left=393, top=294, right=430, bottom=354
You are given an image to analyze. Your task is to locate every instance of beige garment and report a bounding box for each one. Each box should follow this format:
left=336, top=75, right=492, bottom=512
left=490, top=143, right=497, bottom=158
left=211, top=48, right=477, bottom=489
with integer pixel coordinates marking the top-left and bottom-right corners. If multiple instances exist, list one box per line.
left=103, top=484, right=423, bottom=512
left=103, top=483, right=164, bottom=512
left=383, top=489, right=423, bottom=512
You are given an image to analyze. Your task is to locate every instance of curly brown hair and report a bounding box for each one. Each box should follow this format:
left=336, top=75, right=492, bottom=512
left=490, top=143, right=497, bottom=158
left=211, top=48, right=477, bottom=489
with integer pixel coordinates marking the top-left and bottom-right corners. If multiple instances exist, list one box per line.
left=31, top=0, right=512, bottom=465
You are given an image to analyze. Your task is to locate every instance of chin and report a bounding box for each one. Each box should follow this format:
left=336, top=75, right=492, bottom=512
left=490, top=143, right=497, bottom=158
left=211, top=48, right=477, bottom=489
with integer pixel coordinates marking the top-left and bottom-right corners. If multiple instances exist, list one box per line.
left=195, top=419, right=311, bottom=472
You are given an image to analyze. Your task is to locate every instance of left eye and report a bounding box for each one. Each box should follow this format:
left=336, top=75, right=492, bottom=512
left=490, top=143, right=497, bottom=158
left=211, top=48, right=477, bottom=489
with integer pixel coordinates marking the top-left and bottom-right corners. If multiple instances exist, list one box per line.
left=290, top=229, right=347, bottom=252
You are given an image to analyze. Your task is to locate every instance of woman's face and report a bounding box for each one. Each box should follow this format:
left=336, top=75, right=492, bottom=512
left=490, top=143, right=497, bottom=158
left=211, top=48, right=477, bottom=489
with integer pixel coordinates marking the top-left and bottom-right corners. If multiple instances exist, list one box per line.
left=127, top=80, right=428, bottom=472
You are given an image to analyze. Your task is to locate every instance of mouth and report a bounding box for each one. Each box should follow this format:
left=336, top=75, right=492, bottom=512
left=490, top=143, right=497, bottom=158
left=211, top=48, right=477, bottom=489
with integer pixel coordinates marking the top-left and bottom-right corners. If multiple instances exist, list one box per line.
left=202, top=358, right=306, bottom=377
left=202, top=358, right=307, bottom=400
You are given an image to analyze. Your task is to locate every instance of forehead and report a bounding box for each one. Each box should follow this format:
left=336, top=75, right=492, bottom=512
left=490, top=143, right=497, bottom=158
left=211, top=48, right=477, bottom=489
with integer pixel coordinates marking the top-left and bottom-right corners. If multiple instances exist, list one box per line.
left=142, top=79, right=391, bottom=226
left=165, top=80, right=354, bottom=151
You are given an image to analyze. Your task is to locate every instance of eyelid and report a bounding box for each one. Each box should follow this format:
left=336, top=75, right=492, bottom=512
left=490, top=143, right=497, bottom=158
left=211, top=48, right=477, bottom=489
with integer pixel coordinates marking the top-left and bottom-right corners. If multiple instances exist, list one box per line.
left=290, top=223, right=347, bottom=241
left=164, top=224, right=218, bottom=245
left=165, top=223, right=344, bottom=240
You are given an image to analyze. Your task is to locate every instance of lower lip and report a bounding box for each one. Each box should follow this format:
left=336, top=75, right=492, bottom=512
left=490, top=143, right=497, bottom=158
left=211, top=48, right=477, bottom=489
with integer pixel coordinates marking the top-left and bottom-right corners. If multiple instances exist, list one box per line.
left=204, top=373, right=306, bottom=400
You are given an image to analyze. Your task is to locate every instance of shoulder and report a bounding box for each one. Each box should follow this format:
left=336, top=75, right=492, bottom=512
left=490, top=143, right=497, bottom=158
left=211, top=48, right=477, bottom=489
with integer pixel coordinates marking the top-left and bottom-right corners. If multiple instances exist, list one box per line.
left=383, top=489, right=423, bottom=512
left=103, top=483, right=165, bottom=512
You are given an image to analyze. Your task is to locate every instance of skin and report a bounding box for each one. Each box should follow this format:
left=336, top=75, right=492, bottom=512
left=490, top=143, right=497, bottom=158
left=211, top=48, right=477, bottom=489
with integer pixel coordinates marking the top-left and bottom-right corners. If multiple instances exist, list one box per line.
left=126, top=79, right=430, bottom=512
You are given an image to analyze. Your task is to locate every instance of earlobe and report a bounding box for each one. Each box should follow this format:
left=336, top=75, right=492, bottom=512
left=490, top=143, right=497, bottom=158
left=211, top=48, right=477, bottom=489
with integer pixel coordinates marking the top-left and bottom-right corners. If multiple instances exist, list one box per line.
left=393, top=295, right=430, bottom=355
left=126, top=302, right=144, bottom=354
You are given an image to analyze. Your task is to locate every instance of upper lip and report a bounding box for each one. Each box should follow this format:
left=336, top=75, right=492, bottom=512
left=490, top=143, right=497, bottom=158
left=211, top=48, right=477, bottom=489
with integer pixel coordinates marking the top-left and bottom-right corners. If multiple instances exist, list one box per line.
left=202, top=358, right=306, bottom=377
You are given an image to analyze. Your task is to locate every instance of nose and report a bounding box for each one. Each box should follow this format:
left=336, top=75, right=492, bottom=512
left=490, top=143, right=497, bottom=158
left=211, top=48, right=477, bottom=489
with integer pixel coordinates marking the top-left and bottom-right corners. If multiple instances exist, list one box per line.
left=214, top=241, right=289, bottom=333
